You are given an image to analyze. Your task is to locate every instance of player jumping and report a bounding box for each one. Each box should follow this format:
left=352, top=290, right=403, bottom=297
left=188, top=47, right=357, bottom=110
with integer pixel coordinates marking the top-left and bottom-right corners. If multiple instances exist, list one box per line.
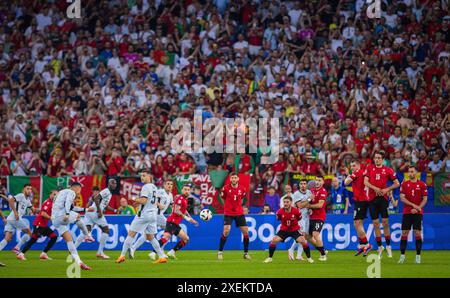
left=16, top=190, right=59, bottom=260
left=364, top=151, right=400, bottom=259
left=74, top=179, right=118, bottom=259
left=398, top=166, right=427, bottom=264
left=344, top=159, right=372, bottom=256
left=217, top=173, right=251, bottom=260
left=51, top=182, right=92, bottom=270
left=264, top=196, right=313, bottom=263
left=156, top=183, right=199, bottom=260
left=308, top=176, right=328, bottom=261
left=0, top=184, right=37, bottom=254
left=116, top=169, right=167, bottom=264
left=131, top=179, right=174, bottom=260
left=288, top=179, right=313, bottom=260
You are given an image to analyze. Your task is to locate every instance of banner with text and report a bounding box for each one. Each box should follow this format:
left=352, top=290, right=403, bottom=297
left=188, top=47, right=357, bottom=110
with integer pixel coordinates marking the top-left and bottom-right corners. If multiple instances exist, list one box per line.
left=3, top=214, right=450, bottom=251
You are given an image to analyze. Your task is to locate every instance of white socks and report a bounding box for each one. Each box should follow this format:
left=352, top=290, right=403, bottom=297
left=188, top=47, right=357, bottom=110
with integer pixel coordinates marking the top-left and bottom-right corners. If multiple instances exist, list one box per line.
left=150, top=238, right=164, bottom=257
left=97, top=233, right=108, bottom=255
left=0, top=239, right=8, bottom=251
left=74, top=233, right=84, bottom=248
left=67, top=241, right=82, bottom=265
left=121, top=236, right=134, bottom=257
left=290, top=241, right=298, bottom=251
left=132, top=235, right=147, bottom=251
left=76, top=220, right=89, bottom=236
left=15, top=234, right=30, bottom=250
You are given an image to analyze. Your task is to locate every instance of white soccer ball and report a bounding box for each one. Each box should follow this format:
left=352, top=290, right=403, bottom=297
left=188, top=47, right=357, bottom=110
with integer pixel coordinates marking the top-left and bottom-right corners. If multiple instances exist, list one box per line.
left=199, top=209, right=213, bottom=221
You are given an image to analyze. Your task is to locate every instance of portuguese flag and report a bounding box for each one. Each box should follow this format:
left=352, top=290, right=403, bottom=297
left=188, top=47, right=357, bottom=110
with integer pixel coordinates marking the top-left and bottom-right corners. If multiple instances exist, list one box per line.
left=7, top=176, right=41, bottom=208
left=41, top=176, right=106, bottom=208
left=7, top=175, right=106, bottom=209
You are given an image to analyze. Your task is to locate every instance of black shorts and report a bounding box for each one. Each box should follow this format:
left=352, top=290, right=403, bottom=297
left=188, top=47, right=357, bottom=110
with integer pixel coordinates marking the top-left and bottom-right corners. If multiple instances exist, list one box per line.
left=401, top=214, right=423, bottom=231
left=369, top=196, right=389, bottom=220
left=32, top=226, right=56, bottom=238
left=165, top=222, right=182, bottom=236
left=276, top=230, right=303, bottom=242
left=309, top=220, right=324, bottom=234
left=224, top=215, right=247, bottom=227
left=354, top=201, right=369, bottom=220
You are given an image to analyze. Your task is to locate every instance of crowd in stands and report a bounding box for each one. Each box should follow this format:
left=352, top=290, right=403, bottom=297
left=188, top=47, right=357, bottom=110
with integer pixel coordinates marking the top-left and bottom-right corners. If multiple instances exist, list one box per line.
left=0, top=0, right=449, bottom=213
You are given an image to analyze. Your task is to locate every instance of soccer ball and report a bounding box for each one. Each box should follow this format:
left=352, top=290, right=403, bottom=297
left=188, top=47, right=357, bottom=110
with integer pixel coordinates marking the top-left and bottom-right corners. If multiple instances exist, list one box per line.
left=199, top=209, right=213, bottom=221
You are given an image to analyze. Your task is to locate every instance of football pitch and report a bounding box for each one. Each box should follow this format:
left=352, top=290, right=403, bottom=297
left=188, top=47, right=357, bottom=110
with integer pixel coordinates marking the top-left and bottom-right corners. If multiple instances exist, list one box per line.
left=1, top=250, right=450, bottom=278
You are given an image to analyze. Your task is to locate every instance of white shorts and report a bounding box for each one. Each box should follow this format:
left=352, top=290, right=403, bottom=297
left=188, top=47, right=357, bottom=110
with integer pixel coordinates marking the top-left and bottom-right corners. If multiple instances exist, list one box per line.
left=156, top=214, right=167, bottom=229
left=299, top=218, right=309, bottom=234
left=52, top=211, right=79, bottom=236
left=4, top=218, right=29, bottom=234
left=84, top=212, right=108, bottom=228
left=130, top=213, right=157, bottom=234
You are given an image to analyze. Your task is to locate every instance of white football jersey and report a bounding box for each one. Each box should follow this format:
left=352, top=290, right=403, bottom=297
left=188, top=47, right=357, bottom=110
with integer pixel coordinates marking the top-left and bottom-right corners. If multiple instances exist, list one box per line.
left=137, top=183, right=158, bottom=216
left=155, top=188, right=173, bottom=214
left=292, top=189, right=312, bottom=220
left=90, top=188, right=112, bottom=213
left=52, top=189, right=77, bottom=218
left=7, top=193, right=32, bottom=220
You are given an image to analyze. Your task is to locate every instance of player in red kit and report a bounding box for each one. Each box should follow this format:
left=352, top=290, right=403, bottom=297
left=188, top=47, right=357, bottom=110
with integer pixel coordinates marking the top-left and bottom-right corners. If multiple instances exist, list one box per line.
left=307, top=176, right=328, bottom=261
left=159, top=184, right=198, bottom=259
left=264, top=196, right=313, bottom=263
left=364, top=151, right=400, bottom=259
left=16, top=190, right=59, bottom=261
left=398, top=166, right=427, bottom=264
left=345, top=159, right=372, bottom=257
left=218, top=173, right=251, bottom=260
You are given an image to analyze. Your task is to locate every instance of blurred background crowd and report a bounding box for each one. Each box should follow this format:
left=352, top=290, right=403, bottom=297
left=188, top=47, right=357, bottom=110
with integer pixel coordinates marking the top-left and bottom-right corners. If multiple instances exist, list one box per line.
left=0, top=0, right=449, bottom=214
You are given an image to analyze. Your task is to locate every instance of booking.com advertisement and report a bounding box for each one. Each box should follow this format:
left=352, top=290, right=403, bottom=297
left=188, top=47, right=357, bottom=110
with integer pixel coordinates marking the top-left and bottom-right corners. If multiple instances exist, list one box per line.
left=2, top=214, right=450, bottom=251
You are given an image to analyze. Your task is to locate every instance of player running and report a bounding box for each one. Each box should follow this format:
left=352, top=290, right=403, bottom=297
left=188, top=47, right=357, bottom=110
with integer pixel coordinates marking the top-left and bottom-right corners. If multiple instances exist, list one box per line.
left=217, top=173, right=251, bottom=260
left=116, top=169, right=167, bottom=264
left=288, top=179, right=313, bottom=260
left=308, top=176, right=328, bottom=261
left=344, top=159, right=372, bottom=256
left=51, top=182, right=92, bottom=270
left=264, top=196, right=313, bottom=263
left=398, top=166, right=427, bottom=264
left=16, top=190, right=59, bottom=260
left=131, top=179, right=174, bottom=260
left=0, top=184, right=38, bottom=254
left=74, top=179, right=118, bottom=259
left=364, top=150, right=400, bottom=259
left=156, top=183, right=199, bottom=260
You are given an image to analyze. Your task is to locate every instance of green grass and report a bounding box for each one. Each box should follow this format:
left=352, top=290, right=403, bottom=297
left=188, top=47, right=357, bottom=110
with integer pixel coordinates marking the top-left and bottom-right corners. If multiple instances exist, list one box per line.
left=1, top=250, right=450, bottom=278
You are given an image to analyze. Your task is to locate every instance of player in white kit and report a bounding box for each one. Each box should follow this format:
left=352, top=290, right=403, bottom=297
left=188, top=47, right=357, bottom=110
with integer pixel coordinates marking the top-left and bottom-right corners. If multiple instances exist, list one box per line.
left=51, top=182, right=93, bottom=270
left=130, top=179, right=174, bottom=260
left=288, top=179, right=313, bottom=260
left=0, top=185, right=37, bottom=254
left=115, top=169, right=167, bottom=264
left=74, top=179, right=118, bottom=259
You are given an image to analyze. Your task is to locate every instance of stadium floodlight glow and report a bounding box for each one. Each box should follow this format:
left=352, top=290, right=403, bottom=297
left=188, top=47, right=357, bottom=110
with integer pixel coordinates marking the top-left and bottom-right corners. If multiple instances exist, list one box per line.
left=171, top=110, right=280, bottom=164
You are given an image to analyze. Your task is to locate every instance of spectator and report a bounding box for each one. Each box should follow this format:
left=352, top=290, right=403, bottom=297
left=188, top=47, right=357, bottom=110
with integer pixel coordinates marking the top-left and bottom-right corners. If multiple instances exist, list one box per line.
left=0, top=0, right=447, bottom=215
left=118, top=197, right=136, bottom=215
left=264, top=186, right=280, bottom=213
left=328, top=177, right=349, bottom=215
left=428, top=153, right=443, bottom=174
left=259, top=203, right=275, bottom=215
left=106, top=147, right=124, bottom=176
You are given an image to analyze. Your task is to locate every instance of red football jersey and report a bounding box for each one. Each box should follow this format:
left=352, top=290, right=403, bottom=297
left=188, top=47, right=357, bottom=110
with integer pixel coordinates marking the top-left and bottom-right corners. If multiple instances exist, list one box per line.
left=364, top=164, right=397, bottom=201
left=33, top=198, right=53, bottom=227
left=277, top=207, right=301, bottom=232
left=167, top=194, right=188, bottom=225
left=221, top=183, right=247, bottom=216
left=349, top=169, right=368, bottom=202
left=400, top=180, right=428, bottom=214
left=310, top=187, right=328, bottom=221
